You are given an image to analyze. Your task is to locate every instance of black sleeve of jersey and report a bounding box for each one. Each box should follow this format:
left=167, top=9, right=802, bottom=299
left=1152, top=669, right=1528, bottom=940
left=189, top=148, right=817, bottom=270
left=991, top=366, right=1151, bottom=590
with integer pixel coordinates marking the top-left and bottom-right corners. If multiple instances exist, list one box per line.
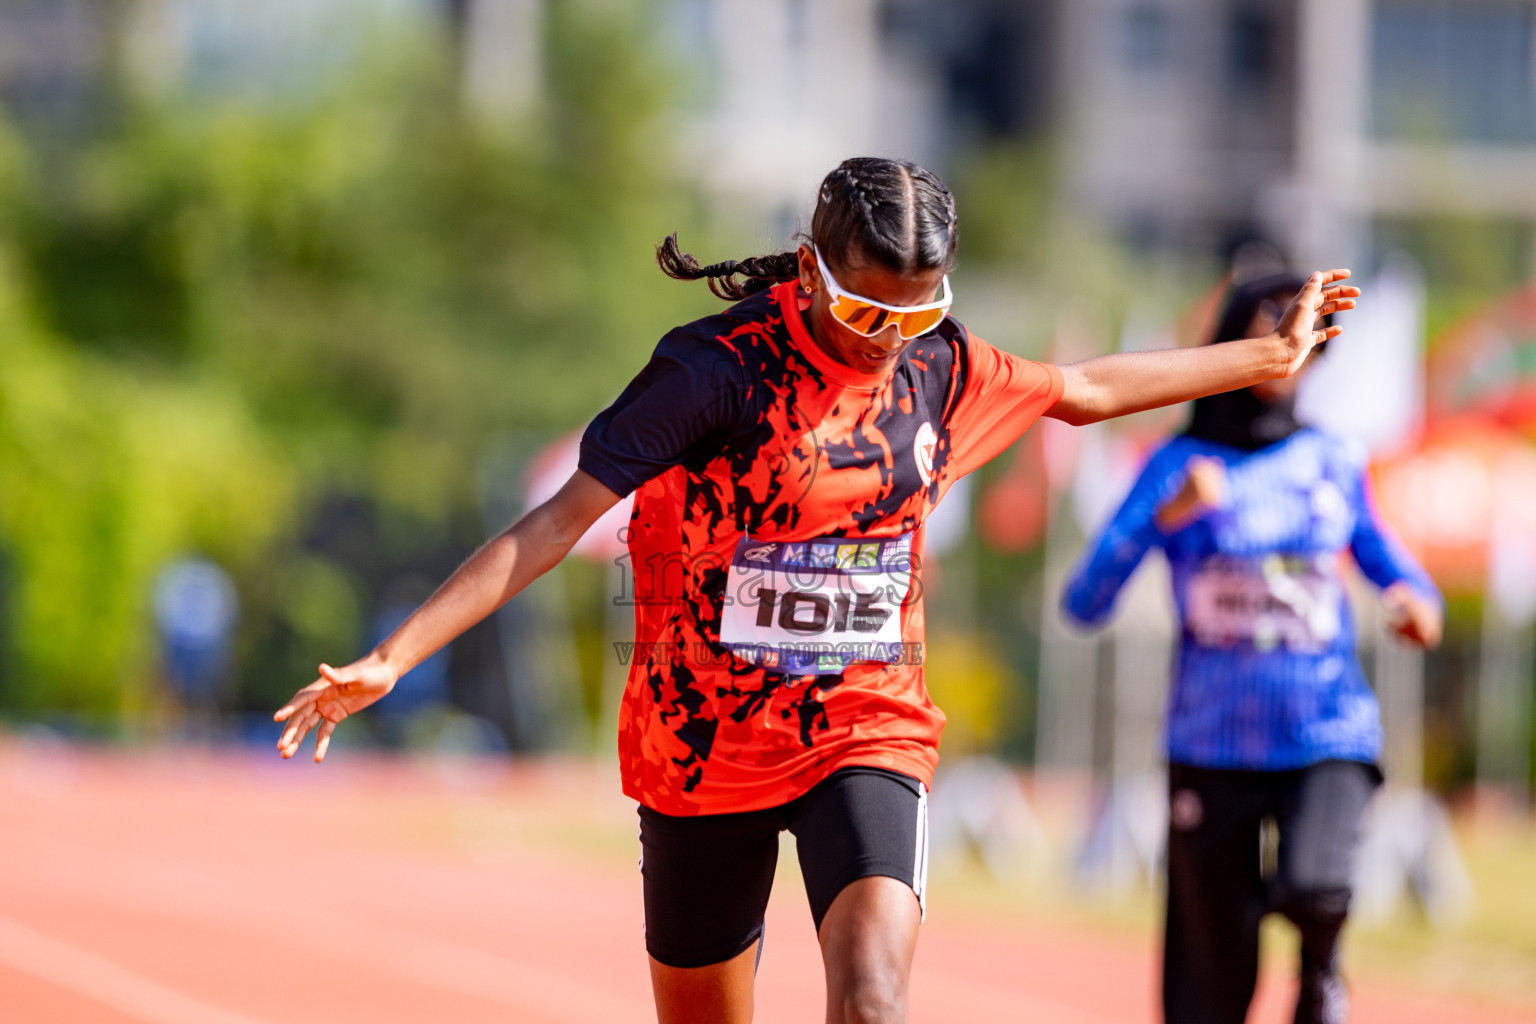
left=579, top=326, right=745, bottom=497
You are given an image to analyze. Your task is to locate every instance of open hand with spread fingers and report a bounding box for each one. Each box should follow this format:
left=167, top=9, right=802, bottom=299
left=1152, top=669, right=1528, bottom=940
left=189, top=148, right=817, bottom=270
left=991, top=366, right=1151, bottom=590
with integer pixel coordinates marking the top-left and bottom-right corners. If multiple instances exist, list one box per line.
left=1276, top=269, right=1359, bottom=376
left=273, top=655, right=396, bottom=762
left=270, top=468, right=625, bottom=764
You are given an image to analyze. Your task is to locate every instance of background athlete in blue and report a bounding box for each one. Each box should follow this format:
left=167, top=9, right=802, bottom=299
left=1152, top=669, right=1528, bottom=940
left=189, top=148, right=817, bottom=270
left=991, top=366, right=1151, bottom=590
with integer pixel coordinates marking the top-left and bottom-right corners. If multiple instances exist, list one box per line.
left=1062, top=274, right=1443, bottom=1024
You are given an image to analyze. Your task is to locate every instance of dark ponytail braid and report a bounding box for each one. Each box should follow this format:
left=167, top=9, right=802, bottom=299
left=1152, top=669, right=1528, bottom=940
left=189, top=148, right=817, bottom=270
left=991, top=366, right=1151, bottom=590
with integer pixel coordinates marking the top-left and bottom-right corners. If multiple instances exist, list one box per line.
left=655, top=233, right=798, bottom=301
left=657, top=156, right=960, bottom=301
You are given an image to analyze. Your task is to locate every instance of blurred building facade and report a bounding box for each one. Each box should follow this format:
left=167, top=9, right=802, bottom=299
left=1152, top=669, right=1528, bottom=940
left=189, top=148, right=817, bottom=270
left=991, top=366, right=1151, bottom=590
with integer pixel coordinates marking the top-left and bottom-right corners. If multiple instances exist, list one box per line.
left=5, top=0, right=1532, bottom=270
left=663, top=0, right=1536, bottom=272
left=0, top=0, right=118, bottom=131
left=652, top=0, right=1055, bottom=239
left=446, top=0, right=1536, bottom=272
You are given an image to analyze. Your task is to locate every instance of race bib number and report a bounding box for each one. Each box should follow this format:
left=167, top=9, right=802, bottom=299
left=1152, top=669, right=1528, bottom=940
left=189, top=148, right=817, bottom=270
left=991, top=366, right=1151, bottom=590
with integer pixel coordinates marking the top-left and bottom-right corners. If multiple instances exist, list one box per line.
left=1185, top=554, right=1342, bottom=652
left=718, top=532, right=918, bottom=674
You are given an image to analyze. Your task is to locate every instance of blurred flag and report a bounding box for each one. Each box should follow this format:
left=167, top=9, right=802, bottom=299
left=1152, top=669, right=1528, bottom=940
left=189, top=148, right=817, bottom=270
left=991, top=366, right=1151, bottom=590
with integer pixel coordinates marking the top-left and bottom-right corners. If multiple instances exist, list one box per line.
left=524, top=433, right=633, bottom=562
left=1371, top=416, right=1536, bottom=594
left=977, top=429, right=1049, bottom=553
left=1426, top=278, right=1536, bottom=435
left=924, top=474, right=974, bottom=559
left=1297, top=256, right=1425, bottom=454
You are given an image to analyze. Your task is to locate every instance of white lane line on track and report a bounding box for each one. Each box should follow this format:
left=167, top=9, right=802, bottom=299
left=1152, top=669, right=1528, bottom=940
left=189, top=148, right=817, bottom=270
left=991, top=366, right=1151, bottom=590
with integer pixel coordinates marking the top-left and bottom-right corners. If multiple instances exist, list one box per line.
left=0, top=915, right=273, bottom=1024
left=8, top=844, right=651, bottom=1024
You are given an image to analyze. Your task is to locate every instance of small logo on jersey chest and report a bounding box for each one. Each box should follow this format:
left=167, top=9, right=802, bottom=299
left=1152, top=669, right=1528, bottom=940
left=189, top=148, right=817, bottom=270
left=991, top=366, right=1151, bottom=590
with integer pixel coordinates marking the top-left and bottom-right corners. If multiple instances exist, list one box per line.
left=914, top=422, right=937, bottom=487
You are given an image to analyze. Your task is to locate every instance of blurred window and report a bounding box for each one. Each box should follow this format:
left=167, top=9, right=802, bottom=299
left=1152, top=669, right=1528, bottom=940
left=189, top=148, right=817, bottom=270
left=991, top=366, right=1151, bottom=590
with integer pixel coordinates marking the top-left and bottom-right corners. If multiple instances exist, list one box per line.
left=787, top=0, right=809, bottom=53
left=0, top=0, right=102, bottom=130
left=1121, top=3, right=1173, bottom=74
left=660, top=0, right=718, bottom=109
left=172, top=0, right=434, bottom=100
left=1228, top=5, right=1276, bottom=95
left=881, top=0, right=1041, bottom=141
left=948, top=9, right=1031, bottom=137
left=1371, top=0, right=1536, bottom=143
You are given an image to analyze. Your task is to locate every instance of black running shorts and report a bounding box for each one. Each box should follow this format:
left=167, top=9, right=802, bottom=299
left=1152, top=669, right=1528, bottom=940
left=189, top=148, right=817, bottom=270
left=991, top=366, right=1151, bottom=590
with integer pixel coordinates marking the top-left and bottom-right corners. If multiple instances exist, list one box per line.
left=638, top=765, right=929, bottom=969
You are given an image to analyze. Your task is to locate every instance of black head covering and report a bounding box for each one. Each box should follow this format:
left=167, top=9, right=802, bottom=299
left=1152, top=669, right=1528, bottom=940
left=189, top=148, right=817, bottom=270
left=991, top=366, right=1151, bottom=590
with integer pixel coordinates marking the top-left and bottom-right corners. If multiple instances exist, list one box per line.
left=1183, top=272, right=1326, bottom=452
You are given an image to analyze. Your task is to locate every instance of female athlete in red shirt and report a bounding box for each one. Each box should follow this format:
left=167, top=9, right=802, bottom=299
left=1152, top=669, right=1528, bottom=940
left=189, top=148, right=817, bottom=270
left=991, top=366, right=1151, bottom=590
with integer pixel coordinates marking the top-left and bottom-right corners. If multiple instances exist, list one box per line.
left=275, top=157, right=1356, bottom=1024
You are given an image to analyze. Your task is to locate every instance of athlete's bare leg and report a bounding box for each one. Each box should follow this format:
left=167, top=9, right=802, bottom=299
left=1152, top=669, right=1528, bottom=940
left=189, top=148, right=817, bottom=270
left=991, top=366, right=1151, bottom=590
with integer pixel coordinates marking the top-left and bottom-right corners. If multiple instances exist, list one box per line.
left=650, top=943, right=758, bottom=1024
left=649, top=875, right=918, bottom=1024
left=818, top=876, right=922, bottom=1024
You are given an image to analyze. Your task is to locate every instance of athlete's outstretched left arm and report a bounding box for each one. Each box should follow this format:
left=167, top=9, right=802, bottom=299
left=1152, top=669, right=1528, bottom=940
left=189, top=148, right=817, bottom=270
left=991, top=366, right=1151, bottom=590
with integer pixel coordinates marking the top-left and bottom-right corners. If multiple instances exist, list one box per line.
left=273, top=470, right=621, bottom=761
left=1045, top=270, right=1358, bottom=425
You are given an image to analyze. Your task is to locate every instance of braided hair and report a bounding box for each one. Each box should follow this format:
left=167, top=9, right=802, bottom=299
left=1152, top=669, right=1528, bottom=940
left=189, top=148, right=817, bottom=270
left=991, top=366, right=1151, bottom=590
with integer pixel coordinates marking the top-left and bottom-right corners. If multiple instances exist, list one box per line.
left=657, top=157, right=959, bottom=301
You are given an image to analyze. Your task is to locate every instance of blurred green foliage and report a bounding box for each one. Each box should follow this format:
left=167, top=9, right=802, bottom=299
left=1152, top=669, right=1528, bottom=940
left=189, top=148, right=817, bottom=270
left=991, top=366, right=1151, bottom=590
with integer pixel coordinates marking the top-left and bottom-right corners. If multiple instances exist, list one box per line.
left=1377, top=214, right=1533, bottom=343
left=0, top=8, right=710, bottom=723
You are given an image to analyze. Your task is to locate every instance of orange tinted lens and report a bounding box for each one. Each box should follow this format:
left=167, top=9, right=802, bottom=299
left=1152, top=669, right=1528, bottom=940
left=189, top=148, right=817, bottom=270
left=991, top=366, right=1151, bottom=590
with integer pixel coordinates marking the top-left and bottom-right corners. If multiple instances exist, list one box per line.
left=829, top=295, right=883, bottom=334
left=830, top=295, right=947, bottom=338
left=892, top=307, right=946, bottom=338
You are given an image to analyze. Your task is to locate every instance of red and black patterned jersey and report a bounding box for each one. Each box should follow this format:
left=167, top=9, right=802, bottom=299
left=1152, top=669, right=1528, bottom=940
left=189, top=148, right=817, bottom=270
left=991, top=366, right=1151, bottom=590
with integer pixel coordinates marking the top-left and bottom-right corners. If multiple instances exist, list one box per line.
left=579, top=281, right=1062, bottom=815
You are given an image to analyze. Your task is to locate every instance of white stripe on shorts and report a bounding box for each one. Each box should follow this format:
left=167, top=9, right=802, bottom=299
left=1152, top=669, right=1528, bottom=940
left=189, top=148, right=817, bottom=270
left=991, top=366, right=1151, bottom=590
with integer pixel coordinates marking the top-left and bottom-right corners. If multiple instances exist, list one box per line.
left=913, top=783, right=928, bottom=920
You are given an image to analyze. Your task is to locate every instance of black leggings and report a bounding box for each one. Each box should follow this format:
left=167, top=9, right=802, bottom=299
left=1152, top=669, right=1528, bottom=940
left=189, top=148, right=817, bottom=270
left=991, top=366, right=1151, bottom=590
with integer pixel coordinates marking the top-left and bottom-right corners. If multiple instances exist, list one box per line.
left=1163, top=760, right=1380, bottom=1024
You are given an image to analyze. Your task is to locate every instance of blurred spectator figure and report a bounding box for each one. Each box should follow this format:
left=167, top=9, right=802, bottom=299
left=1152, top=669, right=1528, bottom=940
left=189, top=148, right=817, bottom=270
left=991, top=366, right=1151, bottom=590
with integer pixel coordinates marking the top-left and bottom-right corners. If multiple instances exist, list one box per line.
left=153, top=557, right=239, bottom=719
left=367, top=588, right=451, bottom=740
left=368, top=583, right=511, bottom=772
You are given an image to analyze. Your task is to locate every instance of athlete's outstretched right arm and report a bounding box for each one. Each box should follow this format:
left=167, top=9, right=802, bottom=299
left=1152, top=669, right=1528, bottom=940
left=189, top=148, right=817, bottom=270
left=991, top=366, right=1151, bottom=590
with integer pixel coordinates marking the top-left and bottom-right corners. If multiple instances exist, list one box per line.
left=1046, top=270, right=1357, bottom=425
left=946, top=272, right=1356, bottom=477
left=274, top=469, right=621, bottom=761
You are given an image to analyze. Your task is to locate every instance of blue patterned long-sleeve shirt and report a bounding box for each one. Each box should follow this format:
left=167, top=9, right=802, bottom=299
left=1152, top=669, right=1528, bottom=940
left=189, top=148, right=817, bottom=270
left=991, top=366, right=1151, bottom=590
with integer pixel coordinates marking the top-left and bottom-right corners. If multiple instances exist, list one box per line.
left=1061, top=428, right=1439, bottom=771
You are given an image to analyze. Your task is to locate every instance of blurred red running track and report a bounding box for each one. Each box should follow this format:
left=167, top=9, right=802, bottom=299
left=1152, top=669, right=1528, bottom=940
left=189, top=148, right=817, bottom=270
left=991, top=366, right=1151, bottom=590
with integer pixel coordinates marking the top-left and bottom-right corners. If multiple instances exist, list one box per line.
left=1, top=742, right=1530, bottom=1024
